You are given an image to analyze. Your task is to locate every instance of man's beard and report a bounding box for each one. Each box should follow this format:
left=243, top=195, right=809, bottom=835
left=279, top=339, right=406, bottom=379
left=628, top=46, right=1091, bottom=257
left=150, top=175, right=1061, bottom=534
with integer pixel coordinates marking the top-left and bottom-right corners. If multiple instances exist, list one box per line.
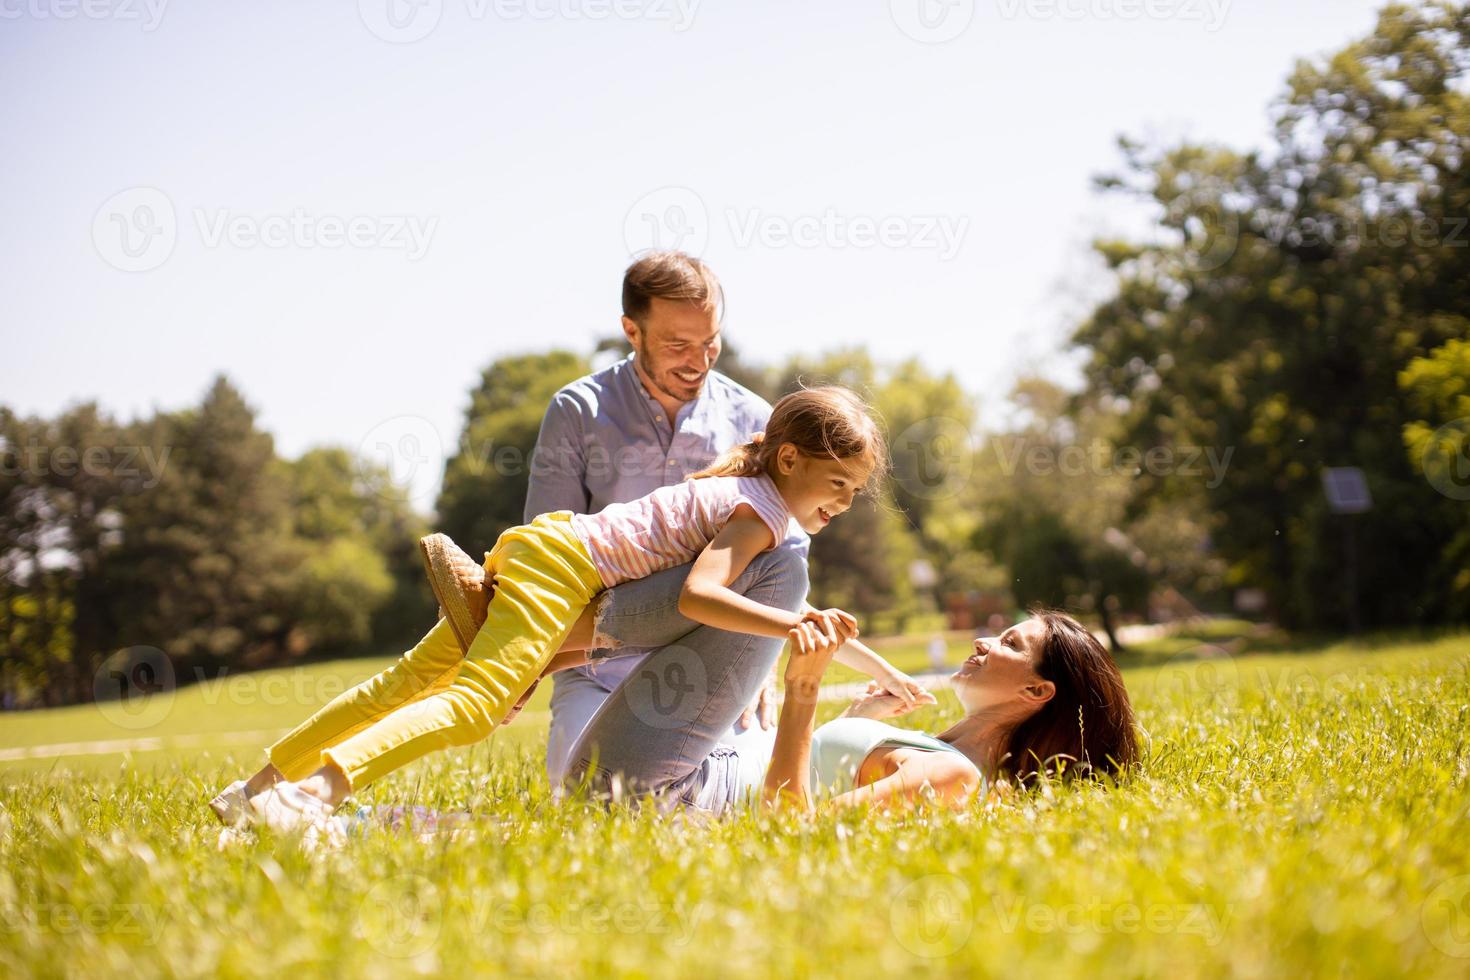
left=637, top=345, right=707, bottom=402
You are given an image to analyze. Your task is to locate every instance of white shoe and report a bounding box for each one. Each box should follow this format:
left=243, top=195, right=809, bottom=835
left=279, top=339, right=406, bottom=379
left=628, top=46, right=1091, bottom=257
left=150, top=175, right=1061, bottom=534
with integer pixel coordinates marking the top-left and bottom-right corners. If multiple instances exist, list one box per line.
left=248, top=783, right=346, bottom=851
left=208, top=780, right=251, bottom=826
left=215, top=824, right=254, bottom=851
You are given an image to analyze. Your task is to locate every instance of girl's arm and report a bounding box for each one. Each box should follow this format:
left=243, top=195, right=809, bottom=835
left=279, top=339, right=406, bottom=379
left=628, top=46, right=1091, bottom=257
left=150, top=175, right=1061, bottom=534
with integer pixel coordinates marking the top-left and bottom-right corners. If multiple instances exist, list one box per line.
left=678, top=505, right=807, bottom=638
left=801, top=602, right=933, bottom=708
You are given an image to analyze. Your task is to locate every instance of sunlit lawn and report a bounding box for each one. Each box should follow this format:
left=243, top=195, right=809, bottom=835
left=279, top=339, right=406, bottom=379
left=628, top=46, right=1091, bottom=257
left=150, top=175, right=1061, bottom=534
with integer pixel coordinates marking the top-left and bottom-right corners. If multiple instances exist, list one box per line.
left=2, top=622, right=1468, bottom=977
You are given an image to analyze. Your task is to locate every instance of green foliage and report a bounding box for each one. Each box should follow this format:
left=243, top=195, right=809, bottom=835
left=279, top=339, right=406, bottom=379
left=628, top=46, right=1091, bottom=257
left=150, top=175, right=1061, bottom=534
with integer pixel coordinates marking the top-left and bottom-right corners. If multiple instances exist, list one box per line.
left=1399, top=335, right=1470, bottom=616
left=1071, top=0, right=1470, bottom=629
left=435, top=351, right=590, bottom=551
left=1, top=380, right=431, bottom=708
left=771, top=350, right=930, bottom=628
left=280, top=448, right=429, bottom=654
left=971, top=377, right=1218, bottom=646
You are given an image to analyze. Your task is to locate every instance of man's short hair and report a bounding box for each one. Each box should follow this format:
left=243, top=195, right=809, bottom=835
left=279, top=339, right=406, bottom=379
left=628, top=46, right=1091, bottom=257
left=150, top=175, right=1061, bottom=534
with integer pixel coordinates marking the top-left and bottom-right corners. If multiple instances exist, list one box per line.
left=621, top=251, right=723, bottom=325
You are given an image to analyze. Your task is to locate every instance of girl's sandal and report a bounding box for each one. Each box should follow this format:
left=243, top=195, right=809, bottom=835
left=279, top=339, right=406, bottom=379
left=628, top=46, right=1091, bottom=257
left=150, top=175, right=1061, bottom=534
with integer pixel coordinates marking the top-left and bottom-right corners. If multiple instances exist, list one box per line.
left=419, top=533, right=492, bottom=654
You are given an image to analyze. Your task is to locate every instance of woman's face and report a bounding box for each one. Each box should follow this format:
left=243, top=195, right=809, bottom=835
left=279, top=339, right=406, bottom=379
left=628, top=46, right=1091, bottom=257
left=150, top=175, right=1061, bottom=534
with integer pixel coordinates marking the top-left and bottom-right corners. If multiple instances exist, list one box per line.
left=949, top=618, right=1053, bottom=715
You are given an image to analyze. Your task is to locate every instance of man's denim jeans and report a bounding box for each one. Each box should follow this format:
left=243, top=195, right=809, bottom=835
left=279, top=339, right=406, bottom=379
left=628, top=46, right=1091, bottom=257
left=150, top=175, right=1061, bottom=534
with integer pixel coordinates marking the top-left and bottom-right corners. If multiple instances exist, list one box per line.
left=562, top=547, right=809, bottom=813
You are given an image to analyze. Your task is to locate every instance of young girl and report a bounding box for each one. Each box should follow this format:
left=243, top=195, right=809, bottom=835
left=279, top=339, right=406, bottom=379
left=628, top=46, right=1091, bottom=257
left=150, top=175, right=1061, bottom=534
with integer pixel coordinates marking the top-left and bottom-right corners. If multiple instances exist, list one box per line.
left=212, top=386, right=924, bottom=845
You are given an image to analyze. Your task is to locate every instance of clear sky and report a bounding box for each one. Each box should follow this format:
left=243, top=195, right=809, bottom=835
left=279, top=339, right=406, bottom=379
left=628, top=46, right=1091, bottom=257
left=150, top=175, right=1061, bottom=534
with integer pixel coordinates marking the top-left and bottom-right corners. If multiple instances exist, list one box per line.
left=1, top=0, right=1389, bottom=508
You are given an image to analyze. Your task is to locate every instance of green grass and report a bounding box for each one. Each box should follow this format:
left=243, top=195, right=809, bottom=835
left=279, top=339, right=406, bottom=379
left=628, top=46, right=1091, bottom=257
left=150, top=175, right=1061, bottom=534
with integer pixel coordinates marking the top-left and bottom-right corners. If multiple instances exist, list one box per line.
left=2, top=624, right=1469, bottom=977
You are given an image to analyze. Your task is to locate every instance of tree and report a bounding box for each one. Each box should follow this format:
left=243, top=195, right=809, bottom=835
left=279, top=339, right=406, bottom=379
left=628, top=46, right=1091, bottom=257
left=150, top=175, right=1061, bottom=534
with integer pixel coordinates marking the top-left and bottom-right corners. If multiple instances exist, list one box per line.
left=1071, top=1, right=1470, bottom=628
left=1400, top=334, right=1470, bottom=618
left=0, top=403, right=136, bottom=705
left=279, top=448, right=425, bottom=653
left=104, top=377, right=303, bottom=672
left=435, top=351, right=591, bottom=550
left=969, top=377, right=1201, bottom=649
left=772, top=349, right=928, bottom=627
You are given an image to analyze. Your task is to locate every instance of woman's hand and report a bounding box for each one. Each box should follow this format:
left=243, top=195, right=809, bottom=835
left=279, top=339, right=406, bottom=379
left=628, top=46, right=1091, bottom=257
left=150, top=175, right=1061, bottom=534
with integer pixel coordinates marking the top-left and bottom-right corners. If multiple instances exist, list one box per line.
left=784, top=608, right=856, bottom=705
left=841, top=680, right=938, bottom=720
left=872, top=668, right=932, bottom=709
left=797, top=607, right=858, bottom=646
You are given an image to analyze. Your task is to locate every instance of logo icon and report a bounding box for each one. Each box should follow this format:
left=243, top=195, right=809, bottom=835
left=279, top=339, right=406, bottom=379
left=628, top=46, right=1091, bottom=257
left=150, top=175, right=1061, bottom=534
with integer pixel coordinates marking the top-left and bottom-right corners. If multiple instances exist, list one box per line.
left=1422, top=419, right=1470, bottom=501
left=359, top=0, right=443, bottom=43
left=891, top=417, right=974, bottom=501
left=889, top=0, right=975, bottom=44
left=622, top=644, right=709, bottom=729
left=93, top=646, right=176, bottom=731
left=890, top=874, right=974, bottom=957
left=1152, top=643, right=1239, bottom=704
left=1170, top=196, right=1240, bottom=273
left=1422, top=874, right=1470, bottom=958
left=357, top=874, right=444, bottom=958
left=357, top=415, right=445, bottom=510
left=92, top=187, right=177, bottom=272
left=623, top=186, right=709, bottom=256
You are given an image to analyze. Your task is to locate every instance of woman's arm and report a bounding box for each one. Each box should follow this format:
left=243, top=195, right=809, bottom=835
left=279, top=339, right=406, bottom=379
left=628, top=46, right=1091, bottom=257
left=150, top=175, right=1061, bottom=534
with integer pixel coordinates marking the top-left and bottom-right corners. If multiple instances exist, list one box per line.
left=762, top=622, right=843, bottom=809
left=825, top=752, right=981, bottom=810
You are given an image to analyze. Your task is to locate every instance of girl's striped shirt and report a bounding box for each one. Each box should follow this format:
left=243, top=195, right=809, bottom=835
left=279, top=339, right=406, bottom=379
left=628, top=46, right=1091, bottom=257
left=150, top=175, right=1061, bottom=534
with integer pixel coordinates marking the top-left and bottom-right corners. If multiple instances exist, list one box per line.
left=568, top=473, right=796, bottom=588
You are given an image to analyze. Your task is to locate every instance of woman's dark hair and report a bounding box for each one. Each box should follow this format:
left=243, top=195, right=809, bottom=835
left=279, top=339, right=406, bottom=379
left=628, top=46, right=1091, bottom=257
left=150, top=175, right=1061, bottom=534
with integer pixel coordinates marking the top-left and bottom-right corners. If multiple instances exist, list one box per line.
left=997, top=609, right=1139, bottom=785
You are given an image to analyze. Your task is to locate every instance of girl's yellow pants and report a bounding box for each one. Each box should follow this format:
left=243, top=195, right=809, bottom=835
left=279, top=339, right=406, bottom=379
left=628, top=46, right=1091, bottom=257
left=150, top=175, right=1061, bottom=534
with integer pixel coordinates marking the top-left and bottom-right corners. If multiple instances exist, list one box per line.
left=267, top=511, right=604, bottom=790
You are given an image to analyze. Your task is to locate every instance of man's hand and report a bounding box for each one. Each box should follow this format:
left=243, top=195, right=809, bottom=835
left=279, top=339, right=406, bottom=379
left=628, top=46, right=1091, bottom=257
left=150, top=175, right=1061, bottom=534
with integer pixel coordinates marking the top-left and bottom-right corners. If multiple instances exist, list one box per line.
left=738, top=666, right=779, bottom=731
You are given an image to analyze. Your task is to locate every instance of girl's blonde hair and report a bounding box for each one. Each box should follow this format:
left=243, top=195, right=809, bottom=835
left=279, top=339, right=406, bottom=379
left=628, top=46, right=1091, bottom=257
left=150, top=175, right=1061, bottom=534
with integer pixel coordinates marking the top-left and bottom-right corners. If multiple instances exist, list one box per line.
left=689, top=386, right=886, bottom=488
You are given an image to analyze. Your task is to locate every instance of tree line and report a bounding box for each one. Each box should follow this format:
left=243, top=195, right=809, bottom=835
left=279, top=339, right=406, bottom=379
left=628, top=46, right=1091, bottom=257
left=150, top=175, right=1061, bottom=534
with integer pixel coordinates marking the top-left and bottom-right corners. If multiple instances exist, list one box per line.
left=4, top=1, right=1467, bottom=708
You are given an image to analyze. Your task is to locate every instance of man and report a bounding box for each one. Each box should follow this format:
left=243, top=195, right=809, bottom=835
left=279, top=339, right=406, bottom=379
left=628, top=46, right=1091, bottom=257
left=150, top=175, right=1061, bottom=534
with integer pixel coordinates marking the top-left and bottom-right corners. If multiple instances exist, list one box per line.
left=524, top=251, right=807, bottom=783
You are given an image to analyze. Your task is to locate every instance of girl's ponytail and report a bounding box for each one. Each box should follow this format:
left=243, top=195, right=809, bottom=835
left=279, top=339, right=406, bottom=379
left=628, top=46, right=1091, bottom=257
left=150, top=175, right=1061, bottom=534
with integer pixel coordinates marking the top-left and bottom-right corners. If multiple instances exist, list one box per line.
left=688, top=386, right=884, bottom=486
left=689, top=431, right=767, bottom=479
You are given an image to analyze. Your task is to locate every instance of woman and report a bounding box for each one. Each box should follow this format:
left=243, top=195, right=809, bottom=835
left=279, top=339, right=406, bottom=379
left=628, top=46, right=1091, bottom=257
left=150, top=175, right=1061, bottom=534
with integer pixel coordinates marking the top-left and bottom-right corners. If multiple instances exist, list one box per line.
left=558, top=595, right=1138, bottom=814
left=758, top=610, right=1140, bottom=810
